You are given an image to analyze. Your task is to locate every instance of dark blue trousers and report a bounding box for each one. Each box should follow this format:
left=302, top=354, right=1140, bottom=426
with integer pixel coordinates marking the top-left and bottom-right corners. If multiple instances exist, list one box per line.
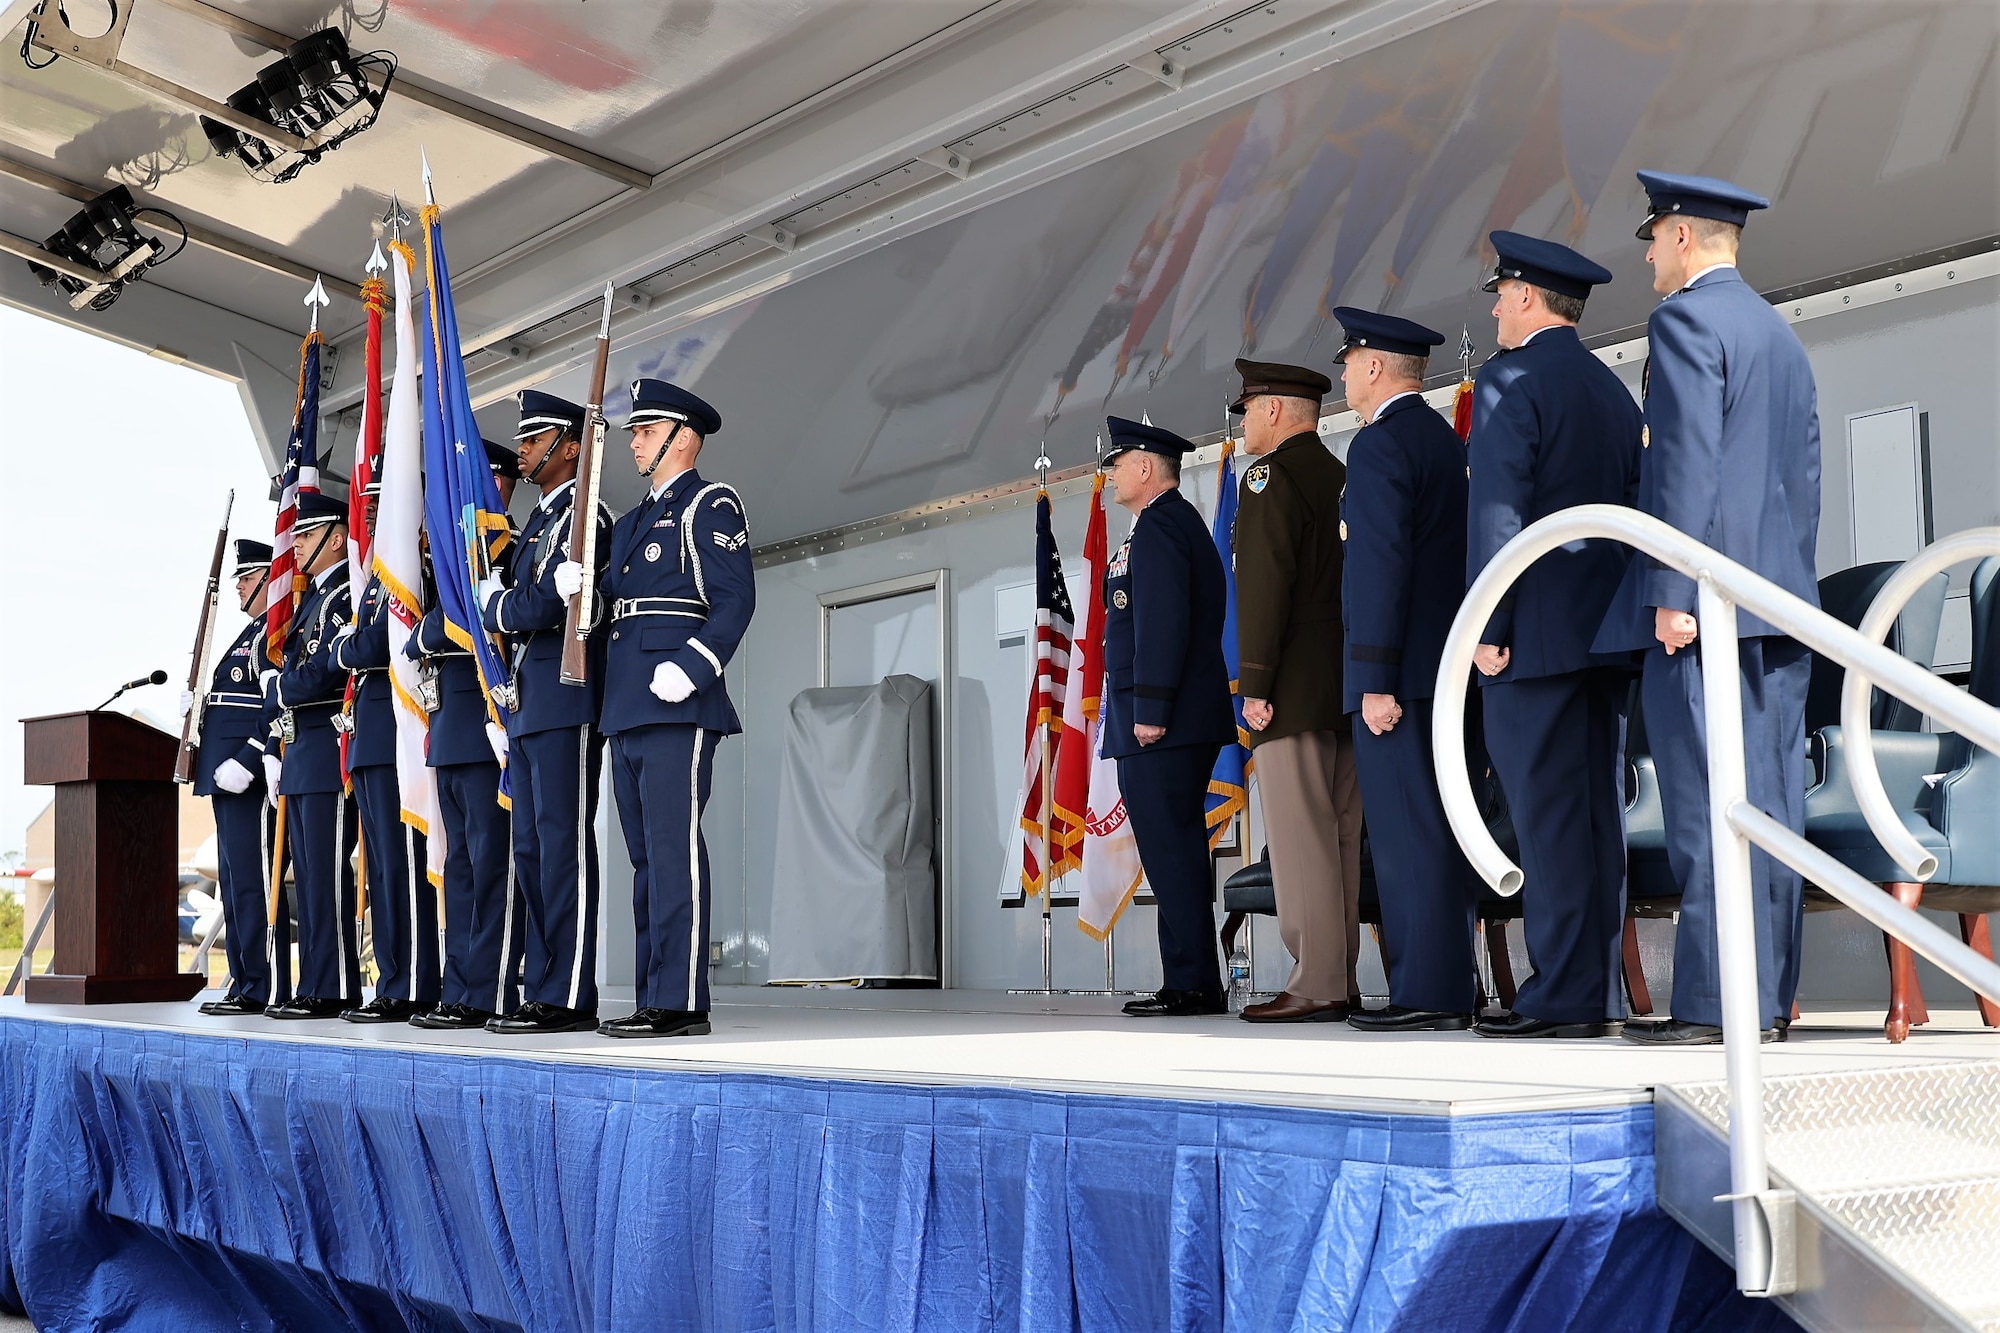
left=211, top=788, right=274, bottom=1003
left=436, top=762, right=521, bottom=1014
left=1118, top=742, right=1223, bottom=995
left=284, top=791, right=360, bottom=1003
left=609, top=724, right=720, bottom=1013
left=1351, top=697, right=1481, bottom=1014
left=1484, top=669, right=1630, bottom=1023
left=1644, top=637, right=1812, bottom=1027
left=512, top=726, right=603, bottom=1012
left=351, top=764, right=439, bottom=1005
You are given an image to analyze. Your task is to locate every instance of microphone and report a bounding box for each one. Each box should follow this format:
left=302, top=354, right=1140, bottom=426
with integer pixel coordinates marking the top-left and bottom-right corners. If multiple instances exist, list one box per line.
left=95, top=669, right=169, bottom=711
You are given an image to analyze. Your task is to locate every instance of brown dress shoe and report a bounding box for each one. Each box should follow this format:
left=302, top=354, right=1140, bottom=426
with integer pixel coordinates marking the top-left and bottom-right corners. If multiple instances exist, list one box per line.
left=1241, top=991, right=1351, bottom=1023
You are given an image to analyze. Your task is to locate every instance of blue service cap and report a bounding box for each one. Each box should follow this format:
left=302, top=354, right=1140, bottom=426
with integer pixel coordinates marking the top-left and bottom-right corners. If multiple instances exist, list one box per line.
left=1329, top=307, right=1447, bottom=361
left=515, top=388, right=586, bottom=440
left=1482, top=230, right=1613, bottom=300
left=1098, top=415, right=1192, bottom=467
left=1635, top=170, right=1769, bottom=239
left=484, top=438, right=521, bottom=480
left=292, top=491, right=348, bottom=530
left=232, top=538, right=273, bottom=575
left=625, top=377, right=721, bottom=436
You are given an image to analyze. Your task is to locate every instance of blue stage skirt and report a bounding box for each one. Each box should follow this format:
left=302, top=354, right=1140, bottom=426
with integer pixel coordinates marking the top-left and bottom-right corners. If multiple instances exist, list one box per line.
left=0, top=1016, right=1796, bottom=1331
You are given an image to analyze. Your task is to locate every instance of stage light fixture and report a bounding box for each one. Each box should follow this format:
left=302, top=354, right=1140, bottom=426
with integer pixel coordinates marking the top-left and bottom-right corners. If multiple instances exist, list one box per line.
left=26, top=185, right=187, bottom=312
left=199, top=29, right=396, bottom=185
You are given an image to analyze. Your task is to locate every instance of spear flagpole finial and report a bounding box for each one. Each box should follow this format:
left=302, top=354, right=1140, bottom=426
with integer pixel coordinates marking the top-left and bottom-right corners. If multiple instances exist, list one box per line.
left=1459, top=324, right=1474, bottom=376
left=366, top=239, right=387, bottom=274
left=304, top=274, right=330, bottom=333
left=384, top=193, right=412, bottom=241
left=420, top=147, right=435, bottom=206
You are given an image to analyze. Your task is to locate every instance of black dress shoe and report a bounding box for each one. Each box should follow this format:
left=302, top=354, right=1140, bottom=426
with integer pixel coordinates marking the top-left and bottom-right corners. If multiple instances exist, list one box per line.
left=199, top=996, right=266, bottom=1016
left=1473, top=1011, right=1623, bottom=1039
left=598, top=1008, right=711, bottom=1038
left=266, top=996, right=348, bottom=1020
left=1347, top=1005, right=1475, bottom=1032
left=340, top=997, right=431, bottom=1024
left=488, top=1002, right=600, bottom=1034
left=409, top=1003, right=498, bottom=1030
left=1621, top=1019, right=1780, bottom=1046
left=1122, top=988, right=1227, bottom=1018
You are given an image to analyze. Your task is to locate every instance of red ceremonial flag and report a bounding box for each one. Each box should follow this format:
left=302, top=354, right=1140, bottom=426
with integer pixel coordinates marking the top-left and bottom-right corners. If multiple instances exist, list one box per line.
left=1017, top=490, right=1074, bottom=896
left=338, top=262, right=390, bottom=785
left=1050, top=474, right=1107, bottom=877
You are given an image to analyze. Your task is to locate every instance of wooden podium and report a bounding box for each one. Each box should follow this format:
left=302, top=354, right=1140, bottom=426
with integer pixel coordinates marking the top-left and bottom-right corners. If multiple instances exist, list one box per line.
left=20, top=710, right=204, bottom=1004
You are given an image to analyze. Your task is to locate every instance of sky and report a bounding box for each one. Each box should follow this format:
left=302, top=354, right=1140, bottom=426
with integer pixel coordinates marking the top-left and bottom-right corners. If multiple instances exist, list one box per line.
left=0, top=301, right=277, bottom=859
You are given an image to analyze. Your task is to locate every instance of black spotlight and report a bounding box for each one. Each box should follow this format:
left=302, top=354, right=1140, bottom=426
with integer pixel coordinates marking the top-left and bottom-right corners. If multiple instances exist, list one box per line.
left=27, top=185, right=186, bottom=312
left=206, top=28, right=395, bottom=184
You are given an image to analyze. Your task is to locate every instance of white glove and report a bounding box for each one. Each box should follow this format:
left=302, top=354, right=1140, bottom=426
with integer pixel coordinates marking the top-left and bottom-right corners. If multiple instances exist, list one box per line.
left=553, top=560, right=585, bottom=599
left=485, top=721, right=509, bottom=766
left=477, top=573, right=505, bottom=610
left=263, top=753, right=282, bottom=793
left=650, top=662, right=696, bottom=703
left=214, top=758, right=253, bottom=794
left=259, top=668, right=279, bottom=702
left=179, top=689, right=195, bottom=719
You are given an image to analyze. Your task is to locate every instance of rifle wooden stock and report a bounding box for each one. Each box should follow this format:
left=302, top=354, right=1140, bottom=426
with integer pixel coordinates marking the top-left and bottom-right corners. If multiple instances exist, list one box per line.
left=176, top=492, right=234, bottom=784
left=560, top=284, right=615, bottom=686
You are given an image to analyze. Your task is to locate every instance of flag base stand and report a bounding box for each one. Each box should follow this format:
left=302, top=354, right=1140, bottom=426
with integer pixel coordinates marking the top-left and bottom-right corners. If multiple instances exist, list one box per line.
left=1007, top=921, right=1143, bottom=996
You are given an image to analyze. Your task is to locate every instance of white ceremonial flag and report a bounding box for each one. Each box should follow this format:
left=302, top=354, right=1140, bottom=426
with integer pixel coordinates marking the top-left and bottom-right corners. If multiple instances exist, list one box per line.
left=1075, top=716, right=1145, bottom=939
left=372, top=239, right=445, bottom=884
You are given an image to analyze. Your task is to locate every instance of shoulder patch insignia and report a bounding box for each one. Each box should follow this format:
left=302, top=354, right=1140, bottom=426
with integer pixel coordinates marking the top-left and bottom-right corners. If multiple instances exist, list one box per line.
left=712, top=530, right=747, bottom=551
left=709, top=493, right=742, bottom=514
left=1245, top=462, right=1270, bottom=494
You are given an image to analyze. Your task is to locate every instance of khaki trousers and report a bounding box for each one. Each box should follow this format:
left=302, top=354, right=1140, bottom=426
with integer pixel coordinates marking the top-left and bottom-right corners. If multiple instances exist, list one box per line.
left=1257, top=728, right=1364, bottom=1002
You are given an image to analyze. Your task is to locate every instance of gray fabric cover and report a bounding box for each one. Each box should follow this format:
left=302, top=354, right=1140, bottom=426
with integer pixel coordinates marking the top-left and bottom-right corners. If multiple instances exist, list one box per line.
left=768, top=675, right=938, bottom=982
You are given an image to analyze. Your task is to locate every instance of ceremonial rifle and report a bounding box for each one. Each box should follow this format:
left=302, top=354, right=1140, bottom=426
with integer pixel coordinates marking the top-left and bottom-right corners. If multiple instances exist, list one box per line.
left=175, top=491, right=234, bottom=784
left=560, top=283, right=615, bottom=685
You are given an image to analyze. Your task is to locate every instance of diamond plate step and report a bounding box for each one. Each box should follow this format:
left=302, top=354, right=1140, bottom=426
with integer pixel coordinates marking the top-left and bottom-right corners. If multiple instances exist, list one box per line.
left=1657, top=1060, right=2000, bottom=1333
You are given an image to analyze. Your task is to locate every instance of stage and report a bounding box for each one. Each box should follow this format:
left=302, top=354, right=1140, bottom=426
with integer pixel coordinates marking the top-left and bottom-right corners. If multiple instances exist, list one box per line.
left=5, top=990, right=1991, bottom=1331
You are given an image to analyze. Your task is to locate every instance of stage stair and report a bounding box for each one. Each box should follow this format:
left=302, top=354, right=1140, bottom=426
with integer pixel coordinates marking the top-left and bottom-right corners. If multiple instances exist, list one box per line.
left=1656, top=1059, right=2000, bottom=1333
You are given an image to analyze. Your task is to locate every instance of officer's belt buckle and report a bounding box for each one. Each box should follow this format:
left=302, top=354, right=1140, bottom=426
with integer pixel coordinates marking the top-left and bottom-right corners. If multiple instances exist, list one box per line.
left=491, top=682, right=519, bottom=711
left=277, top=710, right=297, bottom=744
left=331, top=712, right=354, bottom=736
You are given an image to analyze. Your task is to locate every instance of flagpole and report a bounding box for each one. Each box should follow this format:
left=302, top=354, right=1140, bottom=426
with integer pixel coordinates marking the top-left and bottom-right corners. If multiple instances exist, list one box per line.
left=1035, top=443, right=1054, bottom=995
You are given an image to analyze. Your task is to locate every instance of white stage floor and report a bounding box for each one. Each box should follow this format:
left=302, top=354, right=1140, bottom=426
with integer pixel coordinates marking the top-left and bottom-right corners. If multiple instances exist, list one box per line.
left=6, top=988, right=1996, bottom=1117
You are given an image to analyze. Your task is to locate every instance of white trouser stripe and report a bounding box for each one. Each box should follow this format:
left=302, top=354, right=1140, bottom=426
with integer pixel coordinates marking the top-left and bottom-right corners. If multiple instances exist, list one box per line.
left=687, top=727, right=705, bottom=1012
left=495, top=813, right=517, bottom=1015
left=568, top=726, right=591, bottom=1010
left=262, top=800, right=277, bottom=1005
left=405, top=822, right=419, bottom=994
left=335, top=797, right=354, bottom=1000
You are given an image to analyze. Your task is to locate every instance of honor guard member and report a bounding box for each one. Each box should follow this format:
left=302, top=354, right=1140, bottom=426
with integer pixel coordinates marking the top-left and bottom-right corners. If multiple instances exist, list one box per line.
left=1230, top=359, right=1365, bottom=1023
left=329, top=479, right=440, bottom=1024
left=477, top=390, right=613, bottom=1035
left=408, top=438, right=523, bottom=1030
left=186, top=540, right=283, bottom=1015
left=567, top=378, right=754, bottom=1039
left=264, top=493, right=361, bottom=1018
left=1098, top=417, right=1236, bottom=1017
left=1328, top=308, right=1483, bottom=1033
left=1466, top=235, right=1643, bottom=1040
left=1598, top=173, right=1821, bottom=1046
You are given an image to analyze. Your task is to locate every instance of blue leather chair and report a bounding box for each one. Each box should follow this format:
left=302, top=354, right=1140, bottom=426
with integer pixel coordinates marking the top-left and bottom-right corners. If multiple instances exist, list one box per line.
left=1801, top=556, right=1999, bottom=1040
left=1805, top=562, right=1949, bottom=735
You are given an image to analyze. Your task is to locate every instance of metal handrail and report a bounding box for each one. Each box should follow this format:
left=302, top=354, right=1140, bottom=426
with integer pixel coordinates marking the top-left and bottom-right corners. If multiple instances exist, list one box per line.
left=1839, top=530, right=2000, bottom=881
left=1432, top=505, right=2000, bottom=1301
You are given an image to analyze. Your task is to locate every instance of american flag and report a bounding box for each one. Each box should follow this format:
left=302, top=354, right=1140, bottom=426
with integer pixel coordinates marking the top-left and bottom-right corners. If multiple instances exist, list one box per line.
left=1050, top=473, right=1107, bottom=878
left=265, top=332, right=323, bottom=664
left=1017, top=489, right=1074, bottom=896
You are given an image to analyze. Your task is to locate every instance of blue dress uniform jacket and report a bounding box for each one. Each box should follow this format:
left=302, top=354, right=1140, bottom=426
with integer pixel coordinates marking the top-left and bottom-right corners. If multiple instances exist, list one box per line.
left=409, top=604, right=502, bottom=767
left=1468, top=324, right=1643, bottom=680
left=1340, top=393, right=1468, bottom=711
left=1594, top=267, right=1822, bottom=650
left=194, top=617, right=278, bottom=1003
left=192, top=619, right=273, bottom=794
left=598, top=469, right=756, bottom=737
left=1596, top=265, right=1822, bottom=1028
left=1469, top=325, right=1645, bottom=1024
left=271, top=564, right=360, bottom=1003
left=481, top=479, right=612, bottom=735
left=272, top=566, right=352, bottom=795
left=480, top=479, right=613, bottom=1013
left=1100, top=488, right=1235, bottom=761
left=333, top=575, right=440, bottom=1005
left=1340, top=393, right=1481, bottom=1013
left=1099, top=485, right=1233, bottom=995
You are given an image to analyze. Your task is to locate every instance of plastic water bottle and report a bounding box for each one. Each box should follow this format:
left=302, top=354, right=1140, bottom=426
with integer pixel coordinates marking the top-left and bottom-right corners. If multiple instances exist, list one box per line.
left=1227, top=947, right=1251, bottom=1014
